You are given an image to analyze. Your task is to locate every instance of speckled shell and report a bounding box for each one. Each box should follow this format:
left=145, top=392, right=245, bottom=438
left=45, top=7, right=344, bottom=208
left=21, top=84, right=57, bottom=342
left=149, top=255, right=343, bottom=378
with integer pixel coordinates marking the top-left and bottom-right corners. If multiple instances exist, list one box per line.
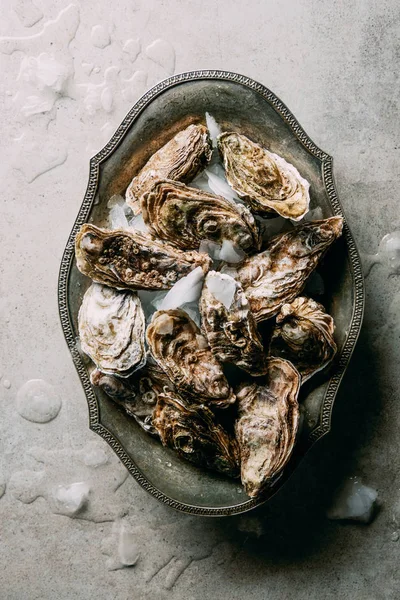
left=218, top=132, right=310, bottom=220
left=141, top=179, right=261, bottom=252
left=78, top=283, right=146, bottom=377
left=90, top=364, right=173, bottom=435
left=75, top=223, right=211, bottom=291
left=235, top=357, right=300, bottom=498
left=200, top=271, right=268, bottom=376
left=269, top=296, right=337, bottom=382
left=153, top=389, right=240, bottom=477
left=126, top=124, right=212, bottom=215
left=234, top=217, right=343, bottom=322
left=146, top=309, right=236, bottom=409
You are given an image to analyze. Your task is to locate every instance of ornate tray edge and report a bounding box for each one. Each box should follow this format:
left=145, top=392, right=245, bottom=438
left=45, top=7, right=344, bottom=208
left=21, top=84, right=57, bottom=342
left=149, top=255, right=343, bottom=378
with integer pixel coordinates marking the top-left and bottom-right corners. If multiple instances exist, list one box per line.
left=58, top=70, right=365, bottom=516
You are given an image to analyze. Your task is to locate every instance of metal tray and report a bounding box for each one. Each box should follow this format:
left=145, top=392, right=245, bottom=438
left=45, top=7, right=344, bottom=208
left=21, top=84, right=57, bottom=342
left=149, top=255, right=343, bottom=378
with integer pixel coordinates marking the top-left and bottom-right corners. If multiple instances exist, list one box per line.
left=58, top=70, right=364, bottom=516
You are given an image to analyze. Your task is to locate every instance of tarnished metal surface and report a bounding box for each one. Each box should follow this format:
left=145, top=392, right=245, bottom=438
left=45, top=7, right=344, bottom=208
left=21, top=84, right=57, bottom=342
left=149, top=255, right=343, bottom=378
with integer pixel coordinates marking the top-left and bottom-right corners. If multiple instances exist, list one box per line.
left=58, top=71, right=364, bottom=516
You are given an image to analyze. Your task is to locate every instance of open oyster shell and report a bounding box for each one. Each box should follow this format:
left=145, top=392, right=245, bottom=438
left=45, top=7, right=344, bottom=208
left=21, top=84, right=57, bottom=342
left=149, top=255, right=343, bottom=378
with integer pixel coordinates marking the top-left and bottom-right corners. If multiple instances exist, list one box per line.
left=233, top=217, right=343, bottom=322
left=141, top=179, right=261, bottom=252
left=153, top=389, right=240, bottom=477
left=146, top=309, right=236, bottom=409
left=269, top=296, right=337, bottom=382
left=235, top=357, right=300, bottom=498
left=218, top=132, right=310, bottom=220
left=126, top=124, right=212, bottom=215
left=75, top=224, right=211, bottom=291
left=200, top=271, right=268, bottom=376
left=78, top=283, right=146, bottom=377
left=90, top=364, right=173, bottom=435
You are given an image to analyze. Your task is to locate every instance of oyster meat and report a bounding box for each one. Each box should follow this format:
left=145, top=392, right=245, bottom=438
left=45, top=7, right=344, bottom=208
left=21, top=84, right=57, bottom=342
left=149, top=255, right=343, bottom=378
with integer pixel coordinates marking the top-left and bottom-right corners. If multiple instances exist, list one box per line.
left=90, top=364, right=173, bottom=435
left=218, top=132, right=310, bottom=220
left=78, top=283, right=146, bottom=377
left=141, top=179, right=261, bottom=252
left=235, top=357, right=300, bottom=497
left=75, top=224, right=211, bottom=291
left=126, top=124, right=212, bottom=215
left=269, top=296, right=337, bottom=381
left=200, top=271, right=268, bottom=376
left=234, top=217, right=343, bottom=321
left=153, top=389, right=240, bottom=477
left=146, top=309, right=236, bottom=408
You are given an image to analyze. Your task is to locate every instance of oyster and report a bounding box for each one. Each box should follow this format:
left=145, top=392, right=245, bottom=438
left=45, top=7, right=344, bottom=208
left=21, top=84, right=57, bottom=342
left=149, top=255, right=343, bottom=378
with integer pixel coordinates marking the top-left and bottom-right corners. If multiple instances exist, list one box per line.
left=153, top=389, right=240, bottom=477
left=200, top=271, right=268, bottom=376
left=234, top=217, right=343, bottom=321
left=218, top=132, right=310, bottom=220
left=235, top=357, right=300, bottom=497
left=75, top=224, right=211, bottom=291
left=78, top=283, right=146, bottom=377
left=146, top=309, right=236, bottom=408
left=269, top=296, right=337, bottom=381
left=90, top=364, right=173, bottom=435
left=141, top=179, right=261, bottom=252
left=126, top=124, right=212, bottom=215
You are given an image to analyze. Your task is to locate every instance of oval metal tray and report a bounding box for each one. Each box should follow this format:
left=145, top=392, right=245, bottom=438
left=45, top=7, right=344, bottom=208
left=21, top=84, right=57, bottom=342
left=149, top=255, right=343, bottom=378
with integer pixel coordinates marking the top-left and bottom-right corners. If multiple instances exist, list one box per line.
left=58, top=70, right=364, bottom=516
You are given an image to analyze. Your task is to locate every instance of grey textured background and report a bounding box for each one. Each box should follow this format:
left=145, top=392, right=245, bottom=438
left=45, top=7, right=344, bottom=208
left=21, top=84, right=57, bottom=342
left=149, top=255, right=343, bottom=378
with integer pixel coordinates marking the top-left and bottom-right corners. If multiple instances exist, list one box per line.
left=1, top=1, right=399, bottom=598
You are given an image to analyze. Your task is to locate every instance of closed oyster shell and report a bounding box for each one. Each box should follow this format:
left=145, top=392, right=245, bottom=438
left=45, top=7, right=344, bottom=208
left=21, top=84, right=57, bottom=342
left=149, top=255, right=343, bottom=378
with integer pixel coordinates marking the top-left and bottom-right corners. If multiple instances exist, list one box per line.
left=90, top=364, right=173, bottom=435
left=126, top=124, right=212, bottom=215
left=235, top=357, right=300, bottom=498
left=78, top=283, right=146, bottom=377
left=146, top=309, right=236, bottom=409
left=269, top=296, right=337, bottom=381
left=153, top=389, right=240, bottom=477
left=75, top=224, right=211, bottom=291
left=200, top=271, right=268, bottom=376
left=141, top=179, right=261, bottom=252
left=218, top=132, right=310, bottom=220
left=234, top=217, right=343, bottom=322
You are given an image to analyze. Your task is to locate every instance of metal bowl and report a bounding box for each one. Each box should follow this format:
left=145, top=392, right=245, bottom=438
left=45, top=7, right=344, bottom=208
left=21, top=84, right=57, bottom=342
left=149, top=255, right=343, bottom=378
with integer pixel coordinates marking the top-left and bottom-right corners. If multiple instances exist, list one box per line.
left=58, top=70, right=364, bottom=516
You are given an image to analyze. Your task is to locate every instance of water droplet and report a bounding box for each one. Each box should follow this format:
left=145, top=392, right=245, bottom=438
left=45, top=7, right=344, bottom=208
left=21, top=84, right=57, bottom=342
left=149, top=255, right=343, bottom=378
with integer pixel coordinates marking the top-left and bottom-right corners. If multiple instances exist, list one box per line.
left=12, top=0, right=44, bottom=28
left=121, top=70, right=147, bottom=103
left=145, top=39, right=175, bottom=75
left=166, top=462, right=172, bottom=468
left=102, top=521, right=140, bottom=571
left=79, top=66, right=118, bottom=116
left=362, top=231, right=400, bottom=277
left=391, top=531, right=399, bottom=542
left=91, top=25, right=111, bottom=49
left=81, top=61, right=94, bottom=76
left=16, top=379, right=62, bottom=423
left=3, top=379, right=11, bottom=389
left=8, top=443, right=128, bottom=522
left=93, top=66, right=101, bottom=74
left=12, top=129, right=68, bottom=183
left=123, top=38, right=141, bottom=61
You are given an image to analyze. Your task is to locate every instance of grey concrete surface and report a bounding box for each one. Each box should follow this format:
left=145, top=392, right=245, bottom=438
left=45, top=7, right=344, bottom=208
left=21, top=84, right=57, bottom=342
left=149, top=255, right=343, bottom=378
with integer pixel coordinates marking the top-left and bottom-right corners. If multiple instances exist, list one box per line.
left=1, top=1, right=399, bottom=598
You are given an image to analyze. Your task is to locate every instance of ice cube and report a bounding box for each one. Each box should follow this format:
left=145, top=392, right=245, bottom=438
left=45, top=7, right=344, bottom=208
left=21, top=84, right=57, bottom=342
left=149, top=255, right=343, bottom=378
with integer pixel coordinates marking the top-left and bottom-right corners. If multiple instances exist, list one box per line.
left=54, top=482, right=90, bottom=516
left=206, top=272, right=237, bottom=310
left=327, top=477, right=378, bottom=523
left=219, top=240, right=246, bottom=264
left=160, top=267, right=204, bottom=310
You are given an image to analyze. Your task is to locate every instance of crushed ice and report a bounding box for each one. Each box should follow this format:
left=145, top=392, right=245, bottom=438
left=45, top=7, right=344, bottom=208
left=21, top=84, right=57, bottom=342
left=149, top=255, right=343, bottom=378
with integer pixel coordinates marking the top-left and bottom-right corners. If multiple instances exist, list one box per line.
left=159, top=267, right=204, bottom=310
left=206, top=272, right=236, bottom=310
left=326, top=477, right=378, bottom=523
left=54, top=482, right=90, bottom=517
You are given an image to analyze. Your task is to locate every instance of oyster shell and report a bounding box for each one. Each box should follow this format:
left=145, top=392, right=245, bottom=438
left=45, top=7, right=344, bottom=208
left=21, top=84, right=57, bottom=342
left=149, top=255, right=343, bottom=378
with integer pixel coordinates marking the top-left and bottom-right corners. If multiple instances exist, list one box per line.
left=235, top=357, right=300, bottom=497
left=234, top=217, right=343, bottom=321
left=200, top=271, right=268, bottom=376
left=75, top=224, right=211, bottom=291
left=146, top=309, right=236, bottom=408
left=153, top=389, right=240, bottom=477
left=269, top=296, right=337, bottom=381
left=218, top=132, right=310, bottom=220
left=141, top=179, right=261, bottom=252
left=78, top=283, right=146, bottom=377
left=126, top=124, right=212, bottom=215
left=90, top=364, right=173, bottom=435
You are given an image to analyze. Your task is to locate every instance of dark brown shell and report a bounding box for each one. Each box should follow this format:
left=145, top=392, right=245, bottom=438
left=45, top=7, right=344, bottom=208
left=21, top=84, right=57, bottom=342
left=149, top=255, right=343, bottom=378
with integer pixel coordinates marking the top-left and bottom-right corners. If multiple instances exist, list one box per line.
left=146, top=309, right=236, bottom=409
left=153, top=389, right=240, bottom=477
left=234, top=217, right=343, bottom=321
left=126, top=124, right=212, bottom=215
left=218, top=132, right=310, bottom=219
left=200, top=271, right=268, bottom=376
left=75, top=223, right=211, bottom=291
left=141, top=179, right=261, bottom=252
left=269, top=296, right=337, bottom=381
left=235, top=357, right=300, bottom=498
left=90, top=364, right=173, bottom=435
